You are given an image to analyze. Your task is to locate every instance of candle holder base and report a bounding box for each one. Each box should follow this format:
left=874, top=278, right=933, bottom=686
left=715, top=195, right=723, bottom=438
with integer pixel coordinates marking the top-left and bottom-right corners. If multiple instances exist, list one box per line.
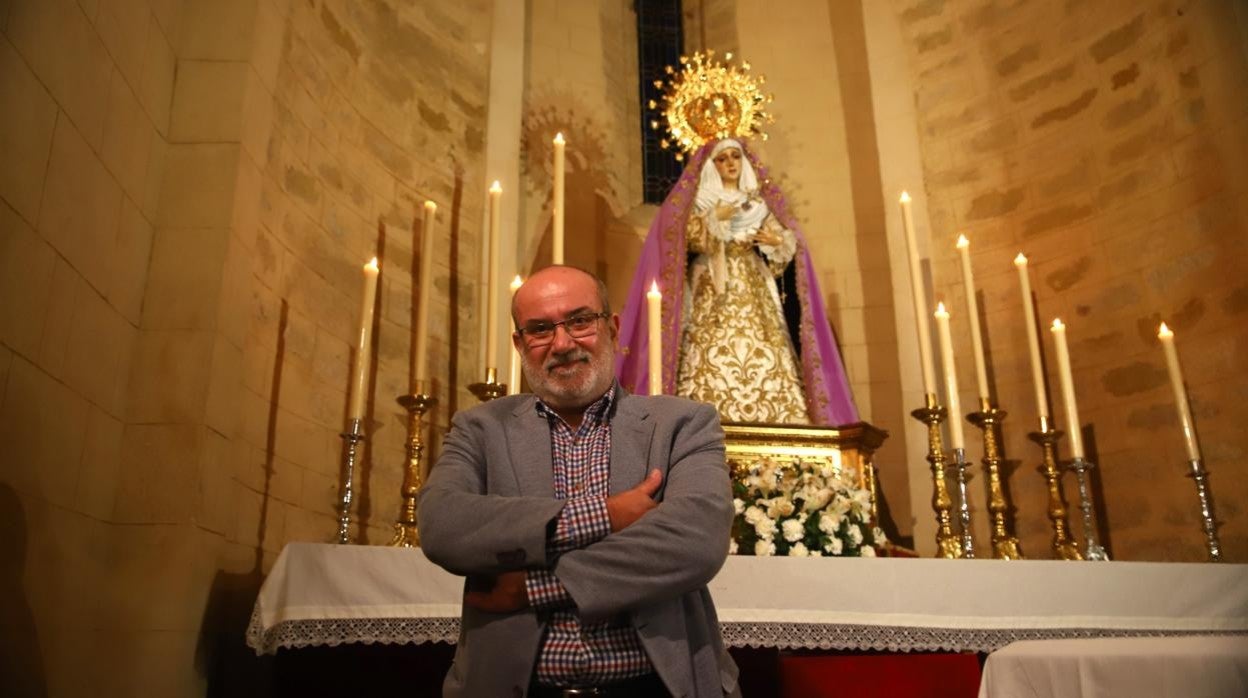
left=469, top=367, right=507, bottom=403
left=1027, top=427, right=1082, bottom=560
left=336, top=418, right=367, bottom=545
left=1186, top=459, right=1222, bottom=562
left=389, top=392, right=437, bottom=548
left=950, top=447, right=976, bottom=559
left=468, top=380, right=507, bottom=402
left=967, top=406, right=1024, bottom=560
left=1067, top=457, right=1110, bottom=561
left=911, top=399, right=963, bottom=559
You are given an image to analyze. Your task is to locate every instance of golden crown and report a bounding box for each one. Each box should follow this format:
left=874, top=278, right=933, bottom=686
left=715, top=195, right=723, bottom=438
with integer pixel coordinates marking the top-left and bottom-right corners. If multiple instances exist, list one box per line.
left=649, top=49, right=775, bottom=160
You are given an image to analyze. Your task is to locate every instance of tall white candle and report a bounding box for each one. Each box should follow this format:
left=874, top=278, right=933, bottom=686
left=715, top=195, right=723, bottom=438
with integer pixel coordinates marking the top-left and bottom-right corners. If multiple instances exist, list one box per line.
left=349, top=257, right=380, bottom=420
left=1015, top=253, right=1050, bottom=420
left=899, top=192, right=938, bottom=396
left=1050, top=318, right=1084, bottom=458
left=486, top=181, right=502, bottom=371
left=934, top=303, right=965, bottom=449
left=413, top=201, right=437, bottom=389
left=509, top=275, right=523, bottom=395
left=552, top=132, right=565, bottom=265
left=1158, top=323, right=1201, bottom=461
left=956, top=235, right=990, bottom=401
left=647, top=281, right=662, bottom=395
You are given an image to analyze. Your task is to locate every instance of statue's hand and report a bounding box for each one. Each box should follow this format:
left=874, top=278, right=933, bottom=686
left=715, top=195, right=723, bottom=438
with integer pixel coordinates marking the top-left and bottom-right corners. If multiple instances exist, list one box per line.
left=715, top=202, right=736, bottom=221
left=752, top=229, right=783, bottom=248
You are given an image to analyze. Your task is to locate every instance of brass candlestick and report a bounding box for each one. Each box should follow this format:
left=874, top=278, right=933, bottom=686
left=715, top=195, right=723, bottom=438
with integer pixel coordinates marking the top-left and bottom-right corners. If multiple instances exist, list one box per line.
left=390, top=387, right=436, bottom=547
left=911, top=394, right=963, bottom=559
left=950, top=447, right=975, bottom=558
left=469, top=366, right=507, bottom=402
left=1027, top=420, right=1081, bottom=560
left=1067, top=456, right=1109, bottom=561
left=967, top=400, right=1024, bottom=559
left=1187, top=458, right=1222, bottom=562
left=336, top=417, right=366, bottom=544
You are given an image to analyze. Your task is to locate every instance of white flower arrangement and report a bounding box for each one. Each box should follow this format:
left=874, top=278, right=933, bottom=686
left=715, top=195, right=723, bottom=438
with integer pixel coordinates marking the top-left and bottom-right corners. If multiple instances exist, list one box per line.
left=731, top=457, right=885, bottom=557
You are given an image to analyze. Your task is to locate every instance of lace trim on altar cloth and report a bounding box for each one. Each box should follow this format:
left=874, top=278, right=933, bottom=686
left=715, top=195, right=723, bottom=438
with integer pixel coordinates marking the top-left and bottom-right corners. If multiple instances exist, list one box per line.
left=246, top=608, right=1244, bottom=656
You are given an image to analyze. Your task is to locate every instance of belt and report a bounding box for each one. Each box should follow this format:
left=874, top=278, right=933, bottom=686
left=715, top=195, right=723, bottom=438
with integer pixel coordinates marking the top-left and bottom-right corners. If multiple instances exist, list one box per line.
left=528, top=673, right=668, bottom=697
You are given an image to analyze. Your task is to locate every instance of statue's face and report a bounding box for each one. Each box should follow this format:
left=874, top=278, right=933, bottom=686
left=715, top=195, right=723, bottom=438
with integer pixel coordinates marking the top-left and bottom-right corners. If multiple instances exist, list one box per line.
left=712, top=147, right=743, bottom=186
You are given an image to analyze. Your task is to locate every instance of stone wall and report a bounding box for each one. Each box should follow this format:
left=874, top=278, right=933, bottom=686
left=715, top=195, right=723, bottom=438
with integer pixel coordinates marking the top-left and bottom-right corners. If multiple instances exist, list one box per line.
left=893, top=0, right=1248, bottom=560
left=0, top=0, right=492, bottom=694
left=520, top=0, right=644, bottom=305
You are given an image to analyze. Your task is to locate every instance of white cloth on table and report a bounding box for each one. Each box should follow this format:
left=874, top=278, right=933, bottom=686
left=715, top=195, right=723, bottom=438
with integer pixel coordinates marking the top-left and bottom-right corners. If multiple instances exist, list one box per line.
left=978, top=636, right=1248, bottom=698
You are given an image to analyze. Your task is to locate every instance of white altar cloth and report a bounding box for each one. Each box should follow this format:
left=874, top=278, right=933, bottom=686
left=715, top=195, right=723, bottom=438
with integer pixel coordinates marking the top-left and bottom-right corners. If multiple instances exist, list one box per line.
left=247, top=543, right=1248, bottom=656
left=978, top=636, right=1248, bottom=698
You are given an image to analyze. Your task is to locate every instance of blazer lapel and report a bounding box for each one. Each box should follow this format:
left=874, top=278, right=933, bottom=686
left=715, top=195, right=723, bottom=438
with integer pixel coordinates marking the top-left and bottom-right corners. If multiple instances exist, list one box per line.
left=505, top=398, right=554, bottom=497
left=609, top=394, right=656, bottom=495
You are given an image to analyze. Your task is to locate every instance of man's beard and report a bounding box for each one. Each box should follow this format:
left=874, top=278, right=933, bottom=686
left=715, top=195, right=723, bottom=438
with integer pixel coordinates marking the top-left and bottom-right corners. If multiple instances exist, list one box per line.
left=522, top=345, right=614, bottom=411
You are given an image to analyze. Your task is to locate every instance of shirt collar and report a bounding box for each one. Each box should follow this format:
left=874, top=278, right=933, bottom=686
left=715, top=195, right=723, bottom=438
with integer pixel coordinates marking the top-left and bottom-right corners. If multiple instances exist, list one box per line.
left=534, top=380, right=619, bottom=426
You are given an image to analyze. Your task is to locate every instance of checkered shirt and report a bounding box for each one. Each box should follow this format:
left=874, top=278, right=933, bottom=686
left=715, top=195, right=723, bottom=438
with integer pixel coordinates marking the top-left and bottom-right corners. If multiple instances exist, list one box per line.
left=525, top=384, right=653, bottom=686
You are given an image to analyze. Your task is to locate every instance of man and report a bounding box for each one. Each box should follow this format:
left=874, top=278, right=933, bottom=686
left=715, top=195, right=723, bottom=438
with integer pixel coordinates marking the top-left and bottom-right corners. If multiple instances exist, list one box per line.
left=419, top=265, right=740, bottom=697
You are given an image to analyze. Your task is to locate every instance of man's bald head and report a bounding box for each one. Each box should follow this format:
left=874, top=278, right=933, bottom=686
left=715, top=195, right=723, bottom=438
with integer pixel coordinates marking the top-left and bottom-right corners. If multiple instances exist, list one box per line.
left=511, top=265, right=610, bottom=328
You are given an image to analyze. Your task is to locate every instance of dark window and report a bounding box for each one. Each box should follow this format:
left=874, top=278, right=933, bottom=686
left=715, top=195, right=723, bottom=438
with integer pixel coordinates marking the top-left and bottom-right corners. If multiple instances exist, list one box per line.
left=636, top=0, right=685, bottom=203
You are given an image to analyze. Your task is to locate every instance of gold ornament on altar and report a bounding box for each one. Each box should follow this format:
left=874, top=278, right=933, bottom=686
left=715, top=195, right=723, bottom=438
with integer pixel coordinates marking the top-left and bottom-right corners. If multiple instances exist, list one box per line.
left=649, top=49, right=775, bottom=159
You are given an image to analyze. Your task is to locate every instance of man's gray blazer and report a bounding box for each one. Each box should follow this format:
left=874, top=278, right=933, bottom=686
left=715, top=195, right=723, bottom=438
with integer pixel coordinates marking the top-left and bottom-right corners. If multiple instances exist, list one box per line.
left=418, top=390, right=741, bottom=698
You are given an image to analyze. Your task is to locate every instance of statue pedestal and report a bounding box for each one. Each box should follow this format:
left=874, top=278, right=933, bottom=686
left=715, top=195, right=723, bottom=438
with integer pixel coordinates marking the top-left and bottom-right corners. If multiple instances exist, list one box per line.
left=724, top=421, right=890, bottom=555
left=723, top=421, right=888, bottom=490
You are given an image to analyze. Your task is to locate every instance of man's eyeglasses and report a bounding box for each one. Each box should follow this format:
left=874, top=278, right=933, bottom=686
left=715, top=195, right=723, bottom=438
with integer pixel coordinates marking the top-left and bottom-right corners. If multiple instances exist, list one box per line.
left=516, top=311, right=609, bottom=347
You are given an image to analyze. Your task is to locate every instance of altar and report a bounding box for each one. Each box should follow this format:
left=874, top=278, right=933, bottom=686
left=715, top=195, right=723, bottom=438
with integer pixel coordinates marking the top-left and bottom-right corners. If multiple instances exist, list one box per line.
left=247, top=543, right=1248, bottom=696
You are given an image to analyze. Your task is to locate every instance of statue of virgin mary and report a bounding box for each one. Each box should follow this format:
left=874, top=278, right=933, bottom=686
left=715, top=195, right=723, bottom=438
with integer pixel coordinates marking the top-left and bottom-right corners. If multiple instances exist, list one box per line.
left=616, top=137, right=858, bottom=426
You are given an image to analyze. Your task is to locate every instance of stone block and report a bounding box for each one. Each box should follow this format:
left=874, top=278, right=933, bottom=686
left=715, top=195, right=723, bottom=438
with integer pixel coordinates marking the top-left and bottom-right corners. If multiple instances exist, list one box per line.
left=100, top=524, right=219, bottom=634
left=241, top=66, right=275, bottom=165
left=7, top=0, right=113, bottom=150
left=233, top=480, right=285, bottom=551
left=157, top=143, right=241, bottom=228
left=196, top=427, right=236, bottom=535
left=149, top=0, right=181, bottom=41
left=19, top=500, right=108, bottom=636
left=0, top=38, right=58, bottom=224
left=95, top=0, right=150, bottom=89
left=63, top=282, right=134, bottom=415
left=100, top=72, right=154, bottom=207
left=0, top=204, right=57, bottom=358
left=124, top=329, right=213, bottom=424
left=251, top=0, right=285, bottom=89
left=142, top=227, right=229, bottom=330
left=268, top=454, right=304, bottom=506
left=178, top=0, right=258, bottom=60
left=113, top=423, right=204, bottom=524
left=170, top=60, right=248, bottom=143
left=204, top=334, right=244, bottom=440
left=39, top=114, right=124, bottom=296
left=0, top=356, right=89, bottom=506
left=141, top=132, right=168, bottom=221
left=74, top=404, right=123, bottom=519
left=137, top=15, right=175, bottom=137
left=108, top=198, right=153, bottom=325
left=38, top=257, right=86, bottom=380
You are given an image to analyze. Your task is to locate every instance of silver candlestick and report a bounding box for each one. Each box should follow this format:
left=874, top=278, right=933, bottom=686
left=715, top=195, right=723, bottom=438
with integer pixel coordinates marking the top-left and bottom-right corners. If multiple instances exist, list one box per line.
left=336, top=417, right=366, bottom=544
left=951, top=447, right=975, bottom=559
left=1187, top=459, right=1221, bottom=562
left=1067, top=457, right=1109, bottom=561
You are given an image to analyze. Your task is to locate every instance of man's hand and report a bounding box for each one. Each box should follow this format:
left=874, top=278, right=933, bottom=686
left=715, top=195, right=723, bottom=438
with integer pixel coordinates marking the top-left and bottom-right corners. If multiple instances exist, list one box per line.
left=464, top=570, right=529, bottom=613
left=606, top=469, right=663, bottom=532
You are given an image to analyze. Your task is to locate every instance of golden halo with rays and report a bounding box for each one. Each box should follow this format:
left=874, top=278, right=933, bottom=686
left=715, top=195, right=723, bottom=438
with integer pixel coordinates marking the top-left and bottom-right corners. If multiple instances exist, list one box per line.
left=648, top=49, right=775, bottom=161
